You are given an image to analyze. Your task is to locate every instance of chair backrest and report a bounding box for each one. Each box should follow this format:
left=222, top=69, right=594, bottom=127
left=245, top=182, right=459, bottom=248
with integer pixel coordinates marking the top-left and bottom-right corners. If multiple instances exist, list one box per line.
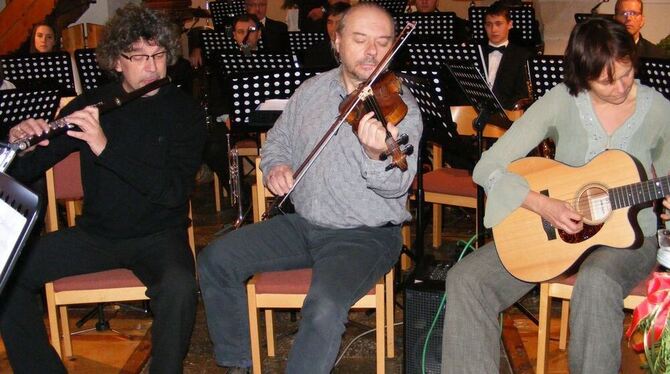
left=45, top=152, right=83, bottom=232
left=254, top=157, right=273, bottom=222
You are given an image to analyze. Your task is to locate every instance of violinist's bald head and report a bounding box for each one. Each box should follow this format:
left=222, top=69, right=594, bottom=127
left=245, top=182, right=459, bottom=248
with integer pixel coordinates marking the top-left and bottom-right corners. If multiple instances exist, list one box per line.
left=334, top=3, right=396, bottom=92
left=336, top=3, right=395, bottom=38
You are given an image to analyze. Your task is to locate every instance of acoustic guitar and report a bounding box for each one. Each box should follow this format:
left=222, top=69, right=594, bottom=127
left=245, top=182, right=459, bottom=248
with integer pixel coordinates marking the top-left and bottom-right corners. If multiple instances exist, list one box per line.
left=492, top=149, right=669, bottom=282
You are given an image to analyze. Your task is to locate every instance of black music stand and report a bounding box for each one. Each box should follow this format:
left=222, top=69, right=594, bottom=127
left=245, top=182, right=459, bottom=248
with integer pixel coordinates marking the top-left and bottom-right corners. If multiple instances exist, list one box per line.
left=639, top=57, right=670, bottom=101
left=396, top=69, right=458, bottom=278
left=209, top=0, right=246, bottom=31
left=468, top=6, right=541, bottom=52
left=393, top=12, right=458, bottom=41
left=361, top=0, right=407, bottom=16
left=228, top=68, right=322, bottom=131
left=74, top=48, right=110, bottom=92
left=200, top=30, right=265, bottom=62
left=0, top=52, right=77, bottom=97
left=446, top=62, right=512, bottom=248
left=216, top=52, right=298, bottom=76
left=0, top=89, right=61, bottom=141
left=0, top=172, right=41, bottom=295
left=574, top=13, right=614, bottom=23
left=526, top=55, right=565, bottom=101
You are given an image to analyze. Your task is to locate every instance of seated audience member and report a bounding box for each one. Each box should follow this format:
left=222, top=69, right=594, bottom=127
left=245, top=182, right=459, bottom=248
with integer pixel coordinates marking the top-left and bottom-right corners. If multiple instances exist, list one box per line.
left=0, top=4, right=205, bottom=373
left=442, top=17, right=670, bottom=374
left=29, top=23, right=59, bottom=53
left=615, top=0, right=668, bottom=59
left=303, top=2, right=351, bottom=69
left=481, top=1, right=531, bottom=110
left=246, top=0, right=290, bottom=53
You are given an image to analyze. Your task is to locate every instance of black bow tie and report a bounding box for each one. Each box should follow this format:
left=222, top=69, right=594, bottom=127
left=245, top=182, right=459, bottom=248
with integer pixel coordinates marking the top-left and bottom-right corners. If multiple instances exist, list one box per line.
left=486, top=44, right=506, bottom=54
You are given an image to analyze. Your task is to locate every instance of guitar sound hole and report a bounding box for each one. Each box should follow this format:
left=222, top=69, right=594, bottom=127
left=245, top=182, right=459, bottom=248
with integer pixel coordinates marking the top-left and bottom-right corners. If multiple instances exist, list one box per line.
left=558, top=223, right=604, bottom=244
left=575, top=185, right=611, bottom=224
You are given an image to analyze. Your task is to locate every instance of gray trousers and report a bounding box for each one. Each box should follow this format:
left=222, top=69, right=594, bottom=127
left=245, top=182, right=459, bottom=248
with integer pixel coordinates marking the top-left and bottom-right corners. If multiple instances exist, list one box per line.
left=198, top=214, right=401, bottom=373
left=441, top=236, right=658, bottom=374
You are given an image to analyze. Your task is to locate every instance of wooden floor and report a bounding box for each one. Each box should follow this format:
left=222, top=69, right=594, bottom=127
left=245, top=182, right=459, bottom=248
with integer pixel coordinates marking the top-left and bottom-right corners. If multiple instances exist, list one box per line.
left=0, top=180, right=648, bottom=373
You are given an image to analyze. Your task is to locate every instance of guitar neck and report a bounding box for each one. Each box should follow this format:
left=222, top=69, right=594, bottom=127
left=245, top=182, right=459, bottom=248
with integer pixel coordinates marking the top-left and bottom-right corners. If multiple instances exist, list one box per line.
left=609, top=175, right=670, bottom=210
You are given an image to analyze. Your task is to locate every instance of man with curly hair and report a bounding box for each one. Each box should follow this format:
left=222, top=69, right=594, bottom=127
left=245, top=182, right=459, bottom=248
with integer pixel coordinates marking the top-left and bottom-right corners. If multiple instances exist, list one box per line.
left=0, top=4, right=206, bottom=374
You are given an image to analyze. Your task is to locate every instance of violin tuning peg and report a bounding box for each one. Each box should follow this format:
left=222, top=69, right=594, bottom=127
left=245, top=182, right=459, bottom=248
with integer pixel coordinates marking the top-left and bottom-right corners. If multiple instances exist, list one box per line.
left=401, top=144, right=414, bottom=156
left=396, top=133, right=409, bottom=145
left=379, top=152, right=388, bottom=161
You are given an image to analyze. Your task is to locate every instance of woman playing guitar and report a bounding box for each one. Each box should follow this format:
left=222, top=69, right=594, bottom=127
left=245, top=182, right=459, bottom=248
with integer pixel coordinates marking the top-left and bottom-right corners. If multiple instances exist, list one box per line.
left=442, top=17, right=670, bottom=374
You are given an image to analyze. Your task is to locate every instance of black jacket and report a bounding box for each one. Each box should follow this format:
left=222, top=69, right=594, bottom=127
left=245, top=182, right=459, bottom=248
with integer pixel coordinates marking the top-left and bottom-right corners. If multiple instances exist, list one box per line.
left=482, top=42, right=532, bottom=110
left=262, top=18, right=290, bottom=53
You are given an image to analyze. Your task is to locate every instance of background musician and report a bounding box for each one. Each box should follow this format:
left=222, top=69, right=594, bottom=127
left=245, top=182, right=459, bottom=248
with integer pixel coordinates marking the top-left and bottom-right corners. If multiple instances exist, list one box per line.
left=441, top=17, right=670, bottom=374
left=480, top=1, right=532, bottom=110
left=614, top=0, right=668, bottom=59
left=197, top=4, right=421, bottom=373
left=246, top=0, right=290, bottom=53
left=0, top=4, right=205, bottom=373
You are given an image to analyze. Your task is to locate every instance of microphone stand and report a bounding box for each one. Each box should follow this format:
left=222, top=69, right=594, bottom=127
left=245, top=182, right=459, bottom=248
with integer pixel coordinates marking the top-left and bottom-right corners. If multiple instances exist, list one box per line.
left=240, top=25, right=257, bottom=56
left=590, top=0, right=610, bottom=14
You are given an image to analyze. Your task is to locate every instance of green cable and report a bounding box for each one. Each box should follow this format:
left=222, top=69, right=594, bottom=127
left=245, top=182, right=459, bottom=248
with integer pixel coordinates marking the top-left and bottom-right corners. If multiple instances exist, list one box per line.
left=421, top=233, right=478, bottom=374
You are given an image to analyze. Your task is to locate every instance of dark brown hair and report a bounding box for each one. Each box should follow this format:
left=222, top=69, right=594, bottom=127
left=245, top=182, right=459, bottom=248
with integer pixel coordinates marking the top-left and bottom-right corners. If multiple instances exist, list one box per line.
left=485, top=1, right=511, bottom=21
left=563, top=17, right=637, bottom=96
left=96, top=4, right=180, bottom=80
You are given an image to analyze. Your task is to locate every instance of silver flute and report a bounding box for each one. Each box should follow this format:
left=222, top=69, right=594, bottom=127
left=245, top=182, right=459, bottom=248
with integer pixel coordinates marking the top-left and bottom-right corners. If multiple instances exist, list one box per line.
left=226, top=133, right=244, bottom=229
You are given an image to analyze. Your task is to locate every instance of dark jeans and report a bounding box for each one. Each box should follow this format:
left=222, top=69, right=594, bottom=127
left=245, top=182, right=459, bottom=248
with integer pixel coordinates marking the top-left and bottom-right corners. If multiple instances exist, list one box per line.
left=0, top=226, right=197, bottom=374
left=198, top=214, right=401, bottom=373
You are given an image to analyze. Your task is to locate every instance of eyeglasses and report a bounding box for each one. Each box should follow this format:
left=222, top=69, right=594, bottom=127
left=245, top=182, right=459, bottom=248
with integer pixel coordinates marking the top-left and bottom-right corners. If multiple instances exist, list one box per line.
left=616, top=10, right=642, bottom=18
left=120, top=51, right=168, bottom=63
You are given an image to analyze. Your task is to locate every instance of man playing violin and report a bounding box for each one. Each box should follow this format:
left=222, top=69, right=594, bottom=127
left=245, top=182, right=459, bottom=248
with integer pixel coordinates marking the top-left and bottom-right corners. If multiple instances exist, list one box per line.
left=0, top=4, right=205, bottom=374
left=198, top=3, right=421, bottom=373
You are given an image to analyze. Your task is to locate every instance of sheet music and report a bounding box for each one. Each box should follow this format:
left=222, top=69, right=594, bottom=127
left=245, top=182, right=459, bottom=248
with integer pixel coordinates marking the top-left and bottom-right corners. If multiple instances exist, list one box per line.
left=0, top=198, right=26, bottom=268
left=256, top=99, right=288, bottom=111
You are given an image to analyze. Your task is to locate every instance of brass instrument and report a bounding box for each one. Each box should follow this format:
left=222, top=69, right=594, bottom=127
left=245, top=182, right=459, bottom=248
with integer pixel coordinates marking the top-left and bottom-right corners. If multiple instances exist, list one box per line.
left=226, top=133, right=245, bottom=229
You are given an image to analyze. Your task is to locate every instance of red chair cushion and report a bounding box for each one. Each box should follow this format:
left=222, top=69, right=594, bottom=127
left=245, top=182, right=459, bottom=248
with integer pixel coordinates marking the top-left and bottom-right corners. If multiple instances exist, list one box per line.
left=53, top=152, right=83, bottom=200
left=53, top=269, right=145, bottom=292
left=254, top=269, right=376, bottom=295
left=412, top=168, right=477, bottom=198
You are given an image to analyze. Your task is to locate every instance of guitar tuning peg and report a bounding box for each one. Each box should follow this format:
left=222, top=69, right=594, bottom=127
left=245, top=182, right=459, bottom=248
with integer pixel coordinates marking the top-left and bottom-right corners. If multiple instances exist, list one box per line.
left=401, top=144, right=414, bottom=156
left=396, top=133, right=409, bottom=145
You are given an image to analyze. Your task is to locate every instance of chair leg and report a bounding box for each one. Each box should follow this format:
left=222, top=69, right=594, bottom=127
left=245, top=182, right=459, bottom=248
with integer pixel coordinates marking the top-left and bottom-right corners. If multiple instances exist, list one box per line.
left=265, top=309, right=275, bottom=357
left=536, top=283, right=552, bottom=374
left=45, top=283, right=62, bottom=358
left=214, top=172, right=222, bottom=212
left=65, top=201, right=77, bottom=227
left=375, top=281, right=385, bottom=374
left=385, top=271, right=394, bottom=358
left=559, top=300, right=570, bottom=350
left=246, top=281, right=262, bottom=374
left=401, top=223, right=412, bottom=270
left=60, top=305, right=73, bottom=358
left=432, top=203, right=442, bottom=248
left=252, top=186, right=259, bottom=223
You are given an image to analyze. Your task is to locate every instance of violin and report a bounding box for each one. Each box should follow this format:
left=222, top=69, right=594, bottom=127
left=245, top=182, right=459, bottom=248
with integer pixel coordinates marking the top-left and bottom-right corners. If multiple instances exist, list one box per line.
left=339, top=71, right=413, bottom=171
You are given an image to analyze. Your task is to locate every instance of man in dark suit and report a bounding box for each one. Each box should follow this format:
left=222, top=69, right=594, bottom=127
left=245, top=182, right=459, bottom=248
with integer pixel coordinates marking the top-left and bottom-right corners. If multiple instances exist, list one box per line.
left=246, top=0, right=290, bottom=53
left=614, top=0, right=667, bottom=59
left=303, top=2, right=351, bottom=69
left=481, top=1, right=531, bottom=110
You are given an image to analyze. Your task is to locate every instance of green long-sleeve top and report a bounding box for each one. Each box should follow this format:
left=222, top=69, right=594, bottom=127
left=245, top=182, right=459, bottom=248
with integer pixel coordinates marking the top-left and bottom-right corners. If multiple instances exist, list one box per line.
left=473, top=82, right=670, bottom=237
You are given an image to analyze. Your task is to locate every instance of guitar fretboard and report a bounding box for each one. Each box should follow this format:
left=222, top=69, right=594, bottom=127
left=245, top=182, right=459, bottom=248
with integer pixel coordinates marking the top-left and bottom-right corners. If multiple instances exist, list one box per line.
left=609, top=175, right=670, bottom=210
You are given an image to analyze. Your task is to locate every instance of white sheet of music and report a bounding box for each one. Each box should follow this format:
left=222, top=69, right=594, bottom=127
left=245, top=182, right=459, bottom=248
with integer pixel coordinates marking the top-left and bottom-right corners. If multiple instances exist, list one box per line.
left=0, top=198, right=26, bottom=267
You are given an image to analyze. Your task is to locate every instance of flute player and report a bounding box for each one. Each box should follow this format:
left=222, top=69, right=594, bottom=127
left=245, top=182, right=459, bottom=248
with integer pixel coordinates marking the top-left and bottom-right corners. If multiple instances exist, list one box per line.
left=0, top=4, right=205, bottom=374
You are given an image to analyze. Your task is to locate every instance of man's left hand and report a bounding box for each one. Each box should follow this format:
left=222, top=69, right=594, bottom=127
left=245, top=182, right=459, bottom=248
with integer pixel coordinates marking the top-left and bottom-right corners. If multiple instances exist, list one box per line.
left=65, top=106, right=107, bottom=156
left=356, top=111, right=397, bottom=161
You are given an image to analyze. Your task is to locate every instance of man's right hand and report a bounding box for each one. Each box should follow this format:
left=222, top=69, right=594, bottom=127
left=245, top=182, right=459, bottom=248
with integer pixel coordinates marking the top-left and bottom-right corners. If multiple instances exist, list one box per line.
left=8, top=118, right=51, bottom=151
left=266, top=164, right=294, bottom=196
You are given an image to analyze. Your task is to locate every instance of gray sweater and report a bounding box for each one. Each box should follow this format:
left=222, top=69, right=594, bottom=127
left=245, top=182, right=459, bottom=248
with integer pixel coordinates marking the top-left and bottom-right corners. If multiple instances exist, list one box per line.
left=260, top=67, right=423, bottom=229
left=474, top=82, right=670, bottom=237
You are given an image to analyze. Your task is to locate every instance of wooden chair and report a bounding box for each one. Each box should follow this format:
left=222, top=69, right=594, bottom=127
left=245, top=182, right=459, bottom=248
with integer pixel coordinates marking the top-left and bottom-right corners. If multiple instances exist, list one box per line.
left=535, top=266, right=657, bottom=374
left=246, top=158, right=394, bottom=374
left=43, top=152, right=195, bottom=358
left=406, top=106, right=514, bottom=249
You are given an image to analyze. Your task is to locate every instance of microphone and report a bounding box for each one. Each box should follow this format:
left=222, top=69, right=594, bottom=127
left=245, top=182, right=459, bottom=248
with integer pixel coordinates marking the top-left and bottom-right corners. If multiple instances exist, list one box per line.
left=240, top=25, right=258, bottom=57
left=591, top=0, right=609, bottom=14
